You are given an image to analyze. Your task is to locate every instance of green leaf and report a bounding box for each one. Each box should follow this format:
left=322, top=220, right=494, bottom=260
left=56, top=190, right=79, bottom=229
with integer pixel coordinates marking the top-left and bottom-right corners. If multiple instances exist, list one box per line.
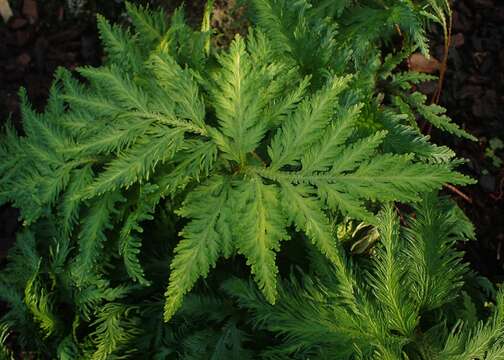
left=96, top=14, right=140, bottom=71
left=78, top=65, right=149, bottom=112
left=81, top=126, right=184, bottom=199
left=149, top=53, right=207, bottom=134
left=269, top=75, right=352, bottom=170
left=406, top=92, right=477, bottom=141
left=235, top=177, right=289, bottom=304
left=119, top=184, right=161, bottom=285
left=371, top=205, right=419, bottom=336
left=280, top=182, right=356, bottom=303
left=72, top=192, right=124, bottom=283
left=164, top=176, right=234, bottom=321
left=125, top=2, right=168, bottom=45
left=211, top=35, right=273, bottom=164
left=405, top=193, right=470, bottom=310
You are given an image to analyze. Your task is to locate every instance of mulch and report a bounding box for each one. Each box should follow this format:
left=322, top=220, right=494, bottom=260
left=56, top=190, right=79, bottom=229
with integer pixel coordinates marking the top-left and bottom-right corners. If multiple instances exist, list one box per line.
left=0, top=0, right=503, bottom=280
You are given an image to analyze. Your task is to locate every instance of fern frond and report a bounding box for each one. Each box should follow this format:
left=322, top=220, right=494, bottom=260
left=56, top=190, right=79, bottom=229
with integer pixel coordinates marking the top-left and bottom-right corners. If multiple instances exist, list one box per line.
left=81, top=126, right=184, bottom=199
left=90, top=303, right=139, bottom=360
left=148, top=54, right=207, bottom=135
left=211, top=35, right=273, bottom=164
left=164, top=176, right=234, bottom=321
left=280, top=182, right=357, bottom=305
left=269, top=75, right=352, bottom=170
left=59, top=69, right=122, bottom=116
left=24, top=262, right=59, bottom=337
left=235, top=177, right=289, bottom=304
left=68, top=116, right=155, bottom=156
left=0, top=323, right=13, bottom=360
left=77, top=65, right=149, bottom=112
left=406, top=92, right=476, bottom=141
left=301, top=104, right=361, bottom=174
left=440, top=290, right=504, bottom=359
left=405, top=193, right=470, bottom=310
left=371, top=205, right=418, bottom=336
left=156, top=140, right=218, bottom=197
left=72, top=192, right=124, bottom=283
left=382, top=112, right=456, bottom=164
left=125, top=2, right=168, bottom=46
left=96, top=14, right=140, bottom=71
left=119, top=184, right=161, bottom=285
left=59, top=165, right=94, bottom=236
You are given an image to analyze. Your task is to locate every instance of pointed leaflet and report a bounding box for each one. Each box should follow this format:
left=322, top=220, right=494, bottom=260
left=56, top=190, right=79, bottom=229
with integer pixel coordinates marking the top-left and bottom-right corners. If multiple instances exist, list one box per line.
left=279, top=182, right=356, bottom=304
left=211, top=36, right=272, bottom=164
left=24, top=262, right=59, bottom=337
left=119, top=184, right=161, bottom=286
left=125, top=2, right=168, bottom=45
left=406, top=92, right=476, bottom=141
left=235, top=177, right=289, bottom=305
left=156, top=140, right=218, bottom=197
left=381, top=111, right=456, bottom=164
left=59, top=165, right=94, bottom=236
left=317, top=182, right=376, bottom=224
left=269, top=75, right=351, bottom=170
left=330, top=154, right=474, bottom=203
left=405, top=193, right=470, bottom=310
left=96, top=14, right=140, bottom=71
left=330, top=130, right=388, bottom=174
left=78, top=65, right=148, bottom=112
left=90, top=303, right=138, bottom=360
left=59, top=69, right=122, bottom=116
left=81, top=126, right=184, bottom=199
left=149, top=53, right=207, bottom=133
left=301, top=104, right=362, bottom=174
left=164, top=177, right=234, bottom=321
left=371, top=205, right=418, bottom=336
left=72, top=192, right=124, bottom=284
left=68, top=116, right=156, bottom=156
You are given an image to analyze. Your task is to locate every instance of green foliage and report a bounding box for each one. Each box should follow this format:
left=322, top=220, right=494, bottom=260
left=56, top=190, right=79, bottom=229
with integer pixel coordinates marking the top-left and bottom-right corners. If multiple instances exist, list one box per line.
left=0, top=1, right=490, bottom=359
left=224, top=194, right=504, bottom=359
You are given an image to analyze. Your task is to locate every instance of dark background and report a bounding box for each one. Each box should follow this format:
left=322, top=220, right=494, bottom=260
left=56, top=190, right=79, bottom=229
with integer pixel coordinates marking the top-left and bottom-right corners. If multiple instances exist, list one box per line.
left=0, top=0, right=503, bottom=281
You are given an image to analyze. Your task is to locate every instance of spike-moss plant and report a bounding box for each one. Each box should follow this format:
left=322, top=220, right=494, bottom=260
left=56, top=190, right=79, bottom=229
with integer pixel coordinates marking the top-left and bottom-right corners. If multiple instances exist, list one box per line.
left=0, top=1, right=493, bottom=358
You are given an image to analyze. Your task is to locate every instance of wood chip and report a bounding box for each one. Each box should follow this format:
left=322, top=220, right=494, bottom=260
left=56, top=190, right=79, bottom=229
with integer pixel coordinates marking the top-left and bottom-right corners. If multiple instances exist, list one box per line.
left=0, top=0, right=13, bottom=23
left=408, top=53, right=441, bottom=74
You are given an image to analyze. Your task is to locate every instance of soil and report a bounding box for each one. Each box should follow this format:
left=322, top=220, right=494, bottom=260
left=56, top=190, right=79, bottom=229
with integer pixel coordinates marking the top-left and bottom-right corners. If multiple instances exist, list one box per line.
left=430, top=0, right=504, bottom=282
left=0, top=0, right=503, bottom=278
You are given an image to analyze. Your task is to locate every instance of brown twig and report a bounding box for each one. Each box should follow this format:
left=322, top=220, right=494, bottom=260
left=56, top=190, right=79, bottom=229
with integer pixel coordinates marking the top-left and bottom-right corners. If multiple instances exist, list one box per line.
left=445, top=184, right=473, bottom=204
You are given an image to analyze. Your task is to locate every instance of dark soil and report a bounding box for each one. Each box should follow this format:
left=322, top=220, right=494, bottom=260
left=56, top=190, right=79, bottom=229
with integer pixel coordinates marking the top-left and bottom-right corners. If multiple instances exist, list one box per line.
left=0, top=0, right=503, bottom=278
left=430, top=0, right=504, bottom=282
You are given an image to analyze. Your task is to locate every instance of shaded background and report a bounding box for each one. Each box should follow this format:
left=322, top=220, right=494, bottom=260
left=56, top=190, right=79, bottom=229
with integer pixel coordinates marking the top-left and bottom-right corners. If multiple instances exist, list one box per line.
left=0, top=0, right=503, bottom=281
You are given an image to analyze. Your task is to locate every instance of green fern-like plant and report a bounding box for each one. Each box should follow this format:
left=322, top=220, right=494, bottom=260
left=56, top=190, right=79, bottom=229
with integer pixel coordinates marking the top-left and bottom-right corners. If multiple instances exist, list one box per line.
left=225, top=194, right=504, bottom=359
left=0, top=1, right=487, bottom=358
